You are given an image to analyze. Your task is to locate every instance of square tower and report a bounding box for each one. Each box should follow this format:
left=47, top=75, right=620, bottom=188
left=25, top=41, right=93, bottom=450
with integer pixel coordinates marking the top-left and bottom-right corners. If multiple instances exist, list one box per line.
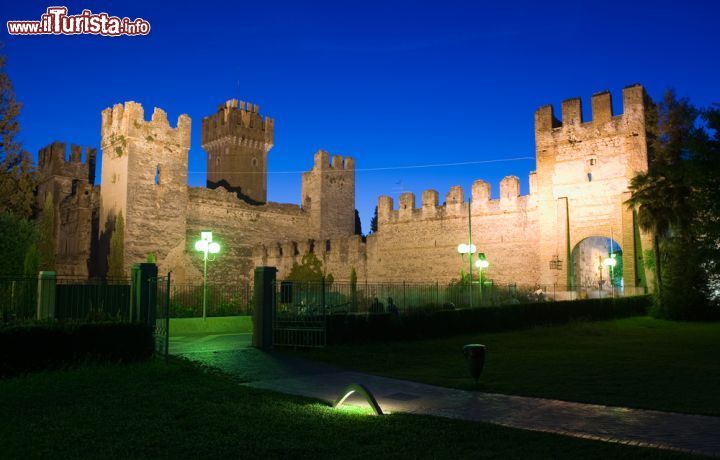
left=201, top=99, right=274, bottom=204
left=100, top=102, right=191, bottom=276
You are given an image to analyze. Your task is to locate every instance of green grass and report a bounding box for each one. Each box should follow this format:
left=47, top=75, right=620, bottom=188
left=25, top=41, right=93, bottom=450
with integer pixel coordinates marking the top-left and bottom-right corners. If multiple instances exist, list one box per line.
left=0, top=360, right=697, bottom=459
left=301, top=316, right=720, bottom=415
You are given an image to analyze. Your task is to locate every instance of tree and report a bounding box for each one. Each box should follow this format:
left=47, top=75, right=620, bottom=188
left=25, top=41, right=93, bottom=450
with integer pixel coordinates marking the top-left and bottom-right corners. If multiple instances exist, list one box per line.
left=349, top=267, right=358, bottom=309
left=23, top=243, right=38, bottom=275
left=354, top=209, right=362, bottom=235
left=0, top=48, right=37, bottom=219
left=0, top=212, right=35, bottom=275
left=37, top=193, right=55, bottom=271
left=107, top=211, right=125, bottom=279
left=286, top=252, right=332, bottom=285
left=370, top=206, right=378, bottom=233
left=626, top=90, right=720, bottom=318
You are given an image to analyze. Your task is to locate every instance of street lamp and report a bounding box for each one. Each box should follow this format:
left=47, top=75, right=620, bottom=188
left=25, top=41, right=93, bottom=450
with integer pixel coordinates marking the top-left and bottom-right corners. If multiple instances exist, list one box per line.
left=194, top=231, right=220, bottom=320
left=602, top=253, right=617, bottom=297
left=474, top=253, right=489, bottom=304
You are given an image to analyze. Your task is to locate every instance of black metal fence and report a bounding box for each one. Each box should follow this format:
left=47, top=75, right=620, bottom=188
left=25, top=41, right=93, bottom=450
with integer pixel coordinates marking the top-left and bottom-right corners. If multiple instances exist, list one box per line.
left=276, top=280, right=647, bottom=316
left=273, top=281, right=326, bottom=348
left=168, top=281, right=252, bottom=318
left=0, top=277, right=37, bottom=322
left=151, top=276, right=171, bottom=360
left=55, top=277, right=131, bottom=321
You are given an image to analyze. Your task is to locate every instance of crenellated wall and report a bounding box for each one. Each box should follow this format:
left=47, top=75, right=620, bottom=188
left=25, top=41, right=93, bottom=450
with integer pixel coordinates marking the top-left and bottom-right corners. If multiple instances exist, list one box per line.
left=256, top=174, right=540, bottom=284
left=255, top=85, right=654, bottom=292
left=46, top=86, right=652, bottom=293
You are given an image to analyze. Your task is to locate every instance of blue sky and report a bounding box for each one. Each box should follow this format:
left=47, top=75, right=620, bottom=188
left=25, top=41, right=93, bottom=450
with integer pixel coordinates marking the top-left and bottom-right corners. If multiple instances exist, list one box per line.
left=3, top=0, right=719, bottom=231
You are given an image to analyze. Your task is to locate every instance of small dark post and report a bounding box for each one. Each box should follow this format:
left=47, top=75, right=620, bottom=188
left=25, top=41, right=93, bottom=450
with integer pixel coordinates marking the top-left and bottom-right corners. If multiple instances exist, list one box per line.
left=131, top=263, right=157, bottom=324
left=253, top=266, right=276, bottom=349
left=463, top=344, right=486, bottom=386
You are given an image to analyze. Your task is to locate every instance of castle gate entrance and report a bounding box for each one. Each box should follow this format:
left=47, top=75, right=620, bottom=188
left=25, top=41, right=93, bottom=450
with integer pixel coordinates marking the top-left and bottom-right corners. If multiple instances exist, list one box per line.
left=572, top=237, right=623, bottom=297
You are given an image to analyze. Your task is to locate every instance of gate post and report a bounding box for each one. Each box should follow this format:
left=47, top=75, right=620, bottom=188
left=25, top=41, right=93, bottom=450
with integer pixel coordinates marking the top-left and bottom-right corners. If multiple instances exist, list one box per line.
left=131, top=263, right=157, bottom=323
left=36, top=271, right=56, bottom=320
left=253, top=266, right=276, bottom=349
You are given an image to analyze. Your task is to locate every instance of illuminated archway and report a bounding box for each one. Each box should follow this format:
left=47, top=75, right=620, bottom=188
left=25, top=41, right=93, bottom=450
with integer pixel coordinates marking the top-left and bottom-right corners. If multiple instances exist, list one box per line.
left=572, top=237, right=622, bottom=293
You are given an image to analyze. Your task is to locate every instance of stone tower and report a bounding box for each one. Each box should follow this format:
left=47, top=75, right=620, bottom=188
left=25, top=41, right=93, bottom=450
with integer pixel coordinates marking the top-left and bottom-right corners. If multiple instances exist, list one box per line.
left=301, top=150, right=356, bottom=239
left=534, top=84, right=652, bottom=290
left=100, top=102, right=191, bottom=277
left=37, top=142, right=97, bottom=277
left=201, top=99, right=274, bottom=204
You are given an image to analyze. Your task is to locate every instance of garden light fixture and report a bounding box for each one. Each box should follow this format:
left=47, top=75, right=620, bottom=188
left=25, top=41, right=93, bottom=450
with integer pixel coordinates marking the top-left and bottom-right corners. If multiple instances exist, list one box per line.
left=334, top=383, right=384, bottom=416
left=194, top=231, right=220, bottom=320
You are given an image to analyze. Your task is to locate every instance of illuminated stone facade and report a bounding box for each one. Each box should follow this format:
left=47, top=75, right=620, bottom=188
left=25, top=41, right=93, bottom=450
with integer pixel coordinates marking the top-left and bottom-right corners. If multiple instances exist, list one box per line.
left=257, top=85, right=654, bottom=293
left=40, top=85, right=653, bottom=292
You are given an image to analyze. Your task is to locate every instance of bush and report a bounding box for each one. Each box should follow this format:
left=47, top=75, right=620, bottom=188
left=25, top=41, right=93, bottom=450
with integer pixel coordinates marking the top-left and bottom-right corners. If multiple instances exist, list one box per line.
left=326, top=296, right=652, bottom=344
left=0, top=322, right=154, bottom=378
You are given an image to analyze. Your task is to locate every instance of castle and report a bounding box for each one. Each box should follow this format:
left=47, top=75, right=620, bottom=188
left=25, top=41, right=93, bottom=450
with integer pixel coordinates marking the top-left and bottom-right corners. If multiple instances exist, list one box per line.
left=39, top=85, right=653, bottom=293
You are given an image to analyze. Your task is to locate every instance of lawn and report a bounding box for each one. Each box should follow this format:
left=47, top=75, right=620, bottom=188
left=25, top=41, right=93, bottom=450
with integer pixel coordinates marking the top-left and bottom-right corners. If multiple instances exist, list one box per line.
left=301, top=316, right=720, bottom=415
left=0, top=360, right=697, bottom=459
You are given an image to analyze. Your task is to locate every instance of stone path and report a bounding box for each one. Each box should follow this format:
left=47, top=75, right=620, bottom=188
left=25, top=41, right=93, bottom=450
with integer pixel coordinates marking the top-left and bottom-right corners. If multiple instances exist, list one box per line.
left=180, top=347, right=720, bottom=457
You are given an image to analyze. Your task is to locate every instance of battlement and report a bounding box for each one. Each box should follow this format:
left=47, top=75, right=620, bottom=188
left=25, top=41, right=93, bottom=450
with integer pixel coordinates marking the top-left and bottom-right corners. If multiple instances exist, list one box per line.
left=38, top=141, right=96, bottom=184
left=101, top=101, right=191, bottom=150
left=308, top=149, right=355, bottom=172
left=535, top=84, right=645, bottom=135
left=378, top=174, right=535, bottom=225
left=254, top=234, right=367, bottom=281
left=201, top=99, right=274, bottom=149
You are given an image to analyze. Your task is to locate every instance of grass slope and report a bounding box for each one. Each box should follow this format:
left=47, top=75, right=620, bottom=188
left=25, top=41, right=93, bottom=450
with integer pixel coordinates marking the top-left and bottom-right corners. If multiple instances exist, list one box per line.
left=0, top=359, right=697, bottom=459
left=302, top=317, right=720, bottom=415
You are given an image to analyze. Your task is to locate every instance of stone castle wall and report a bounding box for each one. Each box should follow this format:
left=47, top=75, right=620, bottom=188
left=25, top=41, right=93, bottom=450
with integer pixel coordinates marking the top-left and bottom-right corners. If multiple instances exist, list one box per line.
left=255, top=176, right=541, bottom=284
left=256, top=85, right=654, bottom=292
left=43, top=86, right=653, bottom=292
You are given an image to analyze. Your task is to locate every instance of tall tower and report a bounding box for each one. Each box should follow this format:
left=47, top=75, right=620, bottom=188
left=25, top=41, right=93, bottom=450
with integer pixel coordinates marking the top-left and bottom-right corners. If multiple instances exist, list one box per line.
left=201, top=99, right=274, bottom=204
left=534, top=85, right=651, bottom=290
left=100, top=102, right=191, bottom=276
left=301, top=150, right=356, bottom=239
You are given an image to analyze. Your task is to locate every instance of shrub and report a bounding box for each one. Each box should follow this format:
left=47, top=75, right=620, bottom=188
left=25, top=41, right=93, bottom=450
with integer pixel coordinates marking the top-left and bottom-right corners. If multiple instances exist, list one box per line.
left=0, top=322, right=154, bottom=378
left=326, top=296, right=652, bottom=344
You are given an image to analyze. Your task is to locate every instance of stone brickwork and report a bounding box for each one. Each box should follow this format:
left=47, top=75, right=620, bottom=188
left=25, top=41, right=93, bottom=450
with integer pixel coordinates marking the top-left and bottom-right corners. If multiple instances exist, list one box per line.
left=99, top=102, right=191, bottom=278
left=256, top=85, right=654, bottom=293
left=36, top=142, right=97, bottom=277
left=202, top=99, right=274, bottom=204
left=45, top=86, right=653, bottom=292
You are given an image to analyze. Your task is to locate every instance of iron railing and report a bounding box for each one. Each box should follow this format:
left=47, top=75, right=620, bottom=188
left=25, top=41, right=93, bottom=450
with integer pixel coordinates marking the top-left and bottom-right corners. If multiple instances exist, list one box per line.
left=276, top=280, right=647, bottom=316
left=55, top=277, right=131, bottom=322
left=0, top=277, right=37, bottom=322
left=168, top=281, right=252, bottom=318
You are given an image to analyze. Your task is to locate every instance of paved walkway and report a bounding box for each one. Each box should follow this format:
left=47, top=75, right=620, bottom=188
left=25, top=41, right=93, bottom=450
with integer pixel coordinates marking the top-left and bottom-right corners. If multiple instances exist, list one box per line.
left=178, top=346, right=720, bottom=457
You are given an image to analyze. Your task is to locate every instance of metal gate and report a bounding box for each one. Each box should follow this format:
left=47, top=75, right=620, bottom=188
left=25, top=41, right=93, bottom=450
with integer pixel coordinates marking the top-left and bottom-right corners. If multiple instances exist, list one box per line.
left=272, top=280, right=326, bottom=348
left=149, top=275, right=171, bottom=360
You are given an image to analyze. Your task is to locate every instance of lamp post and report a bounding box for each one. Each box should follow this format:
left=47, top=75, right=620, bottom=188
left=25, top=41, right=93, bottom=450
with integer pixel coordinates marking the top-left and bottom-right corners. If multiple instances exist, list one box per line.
left=194, top=231, right=220, bottom=320
left=602, top=253, right=617, bottom=298
left=457, top=242, right=476, bottom=307
left=475, top=253, right=489, bottom=304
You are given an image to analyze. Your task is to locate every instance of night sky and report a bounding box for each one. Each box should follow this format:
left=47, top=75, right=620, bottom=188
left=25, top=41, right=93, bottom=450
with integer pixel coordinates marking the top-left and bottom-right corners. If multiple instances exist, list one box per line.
left=3, top=0, right=719, bottom=230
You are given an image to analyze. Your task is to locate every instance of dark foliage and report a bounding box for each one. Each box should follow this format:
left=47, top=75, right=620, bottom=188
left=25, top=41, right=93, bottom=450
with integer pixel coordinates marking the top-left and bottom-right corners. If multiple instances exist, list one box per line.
left=0, top=322, right=154, bottom=377
left=326, top=296, right=652, bottom=344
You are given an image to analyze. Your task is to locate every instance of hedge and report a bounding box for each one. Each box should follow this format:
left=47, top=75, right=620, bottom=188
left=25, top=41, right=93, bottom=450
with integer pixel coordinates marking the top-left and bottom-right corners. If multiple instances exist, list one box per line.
left=326, top=295, right=652, bottom=344
left=0, top=322, right=154, bottom=378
